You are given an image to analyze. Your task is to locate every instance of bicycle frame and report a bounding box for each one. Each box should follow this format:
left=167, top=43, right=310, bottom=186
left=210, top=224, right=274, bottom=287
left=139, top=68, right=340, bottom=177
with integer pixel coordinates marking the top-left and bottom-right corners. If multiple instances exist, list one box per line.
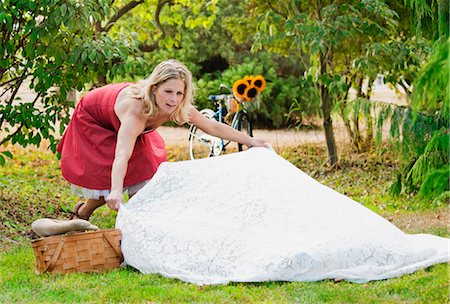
left=188, top=85, right=253, bottom=159
left=208, top=94, right=232, bottom=152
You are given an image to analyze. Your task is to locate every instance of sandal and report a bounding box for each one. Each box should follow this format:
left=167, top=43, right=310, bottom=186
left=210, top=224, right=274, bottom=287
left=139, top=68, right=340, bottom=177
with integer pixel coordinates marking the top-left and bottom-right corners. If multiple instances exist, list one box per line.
left=68, top=202, right=90, bottom=221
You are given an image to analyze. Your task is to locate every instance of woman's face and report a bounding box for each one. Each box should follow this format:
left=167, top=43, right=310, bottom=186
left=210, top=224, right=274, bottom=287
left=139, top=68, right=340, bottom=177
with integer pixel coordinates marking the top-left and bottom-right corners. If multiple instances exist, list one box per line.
left=153, top=78, right=185, bottom=115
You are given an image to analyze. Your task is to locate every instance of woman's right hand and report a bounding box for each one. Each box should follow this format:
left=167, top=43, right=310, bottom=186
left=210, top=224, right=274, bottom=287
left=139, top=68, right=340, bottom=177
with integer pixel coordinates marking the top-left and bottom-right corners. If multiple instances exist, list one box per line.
left=105, top=190, right=124, bottom=211
left=247, top=137, right=271, bottom=149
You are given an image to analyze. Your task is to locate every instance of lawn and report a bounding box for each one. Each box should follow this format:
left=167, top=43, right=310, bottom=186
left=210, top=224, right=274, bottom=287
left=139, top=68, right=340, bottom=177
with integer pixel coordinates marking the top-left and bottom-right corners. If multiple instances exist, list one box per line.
left=0, top=143, right=448, bottom=303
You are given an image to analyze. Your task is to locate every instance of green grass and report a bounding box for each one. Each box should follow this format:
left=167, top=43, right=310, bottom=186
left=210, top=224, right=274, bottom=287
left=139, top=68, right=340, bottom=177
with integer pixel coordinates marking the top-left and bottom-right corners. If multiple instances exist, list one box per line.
left=0, top=144, right=448, bottom=303
left=0, top=245, right=448, bottom=303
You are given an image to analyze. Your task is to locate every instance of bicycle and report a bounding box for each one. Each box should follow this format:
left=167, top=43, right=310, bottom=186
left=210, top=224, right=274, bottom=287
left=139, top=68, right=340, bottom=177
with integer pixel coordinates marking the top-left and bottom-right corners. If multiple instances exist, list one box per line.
left=188, top=83, right=253, bottom=160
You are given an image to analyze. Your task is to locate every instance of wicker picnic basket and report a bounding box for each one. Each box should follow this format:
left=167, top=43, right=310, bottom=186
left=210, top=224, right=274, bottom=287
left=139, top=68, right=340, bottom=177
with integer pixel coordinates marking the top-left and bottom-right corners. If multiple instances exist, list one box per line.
left=31, top=229, right=123, bottom=274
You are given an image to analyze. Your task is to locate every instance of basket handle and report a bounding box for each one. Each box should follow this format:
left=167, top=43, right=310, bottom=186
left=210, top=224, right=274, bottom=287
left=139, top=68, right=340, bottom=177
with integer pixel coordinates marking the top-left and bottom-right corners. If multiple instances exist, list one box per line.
left=103, top=232, right=124, bottom=261
left=43, top=239, right=65, bottom=273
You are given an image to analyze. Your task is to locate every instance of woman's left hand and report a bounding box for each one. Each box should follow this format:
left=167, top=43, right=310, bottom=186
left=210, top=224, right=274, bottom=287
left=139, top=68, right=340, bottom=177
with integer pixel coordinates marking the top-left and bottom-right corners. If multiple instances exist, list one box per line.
left=105, top=190, right=124, bottom=212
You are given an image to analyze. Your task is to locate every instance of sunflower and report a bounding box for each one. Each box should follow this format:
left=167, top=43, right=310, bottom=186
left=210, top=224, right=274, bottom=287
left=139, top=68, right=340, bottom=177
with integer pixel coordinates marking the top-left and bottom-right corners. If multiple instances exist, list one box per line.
left=233, top=79, right=249, bottom=101
left=243, top=75, right=254, bottom=85
left=243, top=85, right=259, bottom=102
left=252, top=75, right=266, bottom=92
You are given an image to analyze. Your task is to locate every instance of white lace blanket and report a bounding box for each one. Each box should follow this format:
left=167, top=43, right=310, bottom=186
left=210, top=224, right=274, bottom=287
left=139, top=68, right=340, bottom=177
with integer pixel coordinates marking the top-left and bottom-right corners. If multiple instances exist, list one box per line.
left=116, top=148, right=449, bottom=285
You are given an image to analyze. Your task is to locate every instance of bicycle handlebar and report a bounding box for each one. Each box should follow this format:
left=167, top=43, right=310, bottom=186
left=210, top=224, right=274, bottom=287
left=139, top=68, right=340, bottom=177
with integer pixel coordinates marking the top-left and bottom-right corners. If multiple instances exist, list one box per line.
left=208, top=94, right=229, bottom=102
left=208, top=83, right=234, bottom=102
left=219, top=83, right=232, bottom=91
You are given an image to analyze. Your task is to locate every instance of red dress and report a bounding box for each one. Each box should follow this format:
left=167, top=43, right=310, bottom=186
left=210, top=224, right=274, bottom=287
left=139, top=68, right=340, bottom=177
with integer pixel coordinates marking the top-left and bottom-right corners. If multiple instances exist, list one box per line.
left=56, top=82, right=167, bottom=190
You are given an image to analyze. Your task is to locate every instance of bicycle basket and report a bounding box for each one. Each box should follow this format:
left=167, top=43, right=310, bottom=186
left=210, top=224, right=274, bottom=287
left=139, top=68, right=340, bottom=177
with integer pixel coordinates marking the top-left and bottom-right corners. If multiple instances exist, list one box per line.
left=225, top=97, right=239, bottom=114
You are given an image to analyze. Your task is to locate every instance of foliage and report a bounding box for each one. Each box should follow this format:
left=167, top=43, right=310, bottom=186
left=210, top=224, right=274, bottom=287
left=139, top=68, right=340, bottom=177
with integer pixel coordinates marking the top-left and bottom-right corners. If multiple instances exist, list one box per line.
left=404, top=128, right=449, bottom=198
left=335, top=3, right=449, bottom=200
left=0, top=0, right=219, bottom=158
left=0, top=0, right=139, bottom=155
left=394, top=38, right=450, bottom=200
left=266, top=75, right=320, bottom=129
left=388, top=40, right=448, bottom=200
left=106, top=0, right=218, bottom=81
left=404, top=0, right=449, bottom=40
left=176, top=0, right=253, bottom=68
left=338, top=96, right=449, bottom=202
left=193, top=55, right=320, bottom=129
left=411, top=38, right=449, bottom=120
left=252, top=0, right=400, bottom=165
left=353, top=36, right=431, bottom=96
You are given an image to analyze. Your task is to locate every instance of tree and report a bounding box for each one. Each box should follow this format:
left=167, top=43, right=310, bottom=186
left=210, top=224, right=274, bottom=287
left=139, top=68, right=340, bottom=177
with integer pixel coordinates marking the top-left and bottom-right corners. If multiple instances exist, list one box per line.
left=93, top=0, right=218, bottom=84
left=392, top=1, right=449, bottom=202
left=336, top=1, right=449, bottom=202
left=390, top=38, right=449, bottom=202
left=153, top=0, right=318, bottom=129
left=404, top=0, right=449, bottom=40
left=0, top=0, right=218, bottom=163
left=253, top=0, right=398, bottom=165
left=0, top=0, right=138, bottom=164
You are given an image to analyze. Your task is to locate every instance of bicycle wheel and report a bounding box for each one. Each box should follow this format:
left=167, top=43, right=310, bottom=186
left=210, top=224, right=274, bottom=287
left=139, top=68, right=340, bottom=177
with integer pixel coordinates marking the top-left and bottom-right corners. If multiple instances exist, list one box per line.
left=189, top=109, right=224, bottom=160
left=233, top=110, right=253, bottom=152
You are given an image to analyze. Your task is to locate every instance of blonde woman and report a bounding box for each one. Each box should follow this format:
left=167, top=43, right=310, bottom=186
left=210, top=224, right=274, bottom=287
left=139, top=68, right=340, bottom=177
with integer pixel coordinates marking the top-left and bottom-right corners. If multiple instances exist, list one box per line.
left=57, top=59, right=269, bottom=220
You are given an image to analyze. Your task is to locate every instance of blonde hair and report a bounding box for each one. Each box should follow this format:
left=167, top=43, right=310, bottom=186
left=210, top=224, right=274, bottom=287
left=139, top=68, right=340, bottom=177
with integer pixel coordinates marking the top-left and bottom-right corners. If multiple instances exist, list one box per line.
left=131, top=59, right=194, bottom=125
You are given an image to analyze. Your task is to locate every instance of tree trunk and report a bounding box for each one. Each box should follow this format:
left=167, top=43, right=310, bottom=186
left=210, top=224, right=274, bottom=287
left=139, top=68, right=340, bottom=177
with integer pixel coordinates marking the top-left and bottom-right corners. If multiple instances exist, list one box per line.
left=319, top=51, right=338, bottom=166
left=320, top=83, right=338, bottom=165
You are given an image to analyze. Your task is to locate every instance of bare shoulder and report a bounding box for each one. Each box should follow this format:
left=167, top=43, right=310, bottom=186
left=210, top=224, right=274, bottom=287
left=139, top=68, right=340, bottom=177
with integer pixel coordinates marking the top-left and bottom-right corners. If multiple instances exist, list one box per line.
left=115, top=87, right=144, bottom=119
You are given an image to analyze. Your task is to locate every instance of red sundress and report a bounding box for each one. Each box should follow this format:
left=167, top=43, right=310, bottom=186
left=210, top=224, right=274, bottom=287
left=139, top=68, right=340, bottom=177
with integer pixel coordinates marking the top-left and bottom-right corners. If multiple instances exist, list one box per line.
left=56, top=82, right=167, bottom=190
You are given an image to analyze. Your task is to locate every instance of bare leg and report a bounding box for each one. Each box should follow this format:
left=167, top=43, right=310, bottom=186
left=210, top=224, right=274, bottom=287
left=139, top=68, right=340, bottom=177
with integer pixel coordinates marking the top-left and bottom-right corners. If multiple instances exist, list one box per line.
left=76, top=197, right=106, bottom=220
left=72, top=186, right=143, bottom=220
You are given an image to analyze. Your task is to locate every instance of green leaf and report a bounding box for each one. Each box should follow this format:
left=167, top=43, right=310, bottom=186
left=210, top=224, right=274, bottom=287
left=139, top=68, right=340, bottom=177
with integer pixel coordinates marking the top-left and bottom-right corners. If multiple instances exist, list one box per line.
left=61, top=3, right=67, bottom=15
left=2, top=151, right=13, bottom=158
left=81, top=49, right=88, bottom=62
left=89, top=50, right=97, bottom=62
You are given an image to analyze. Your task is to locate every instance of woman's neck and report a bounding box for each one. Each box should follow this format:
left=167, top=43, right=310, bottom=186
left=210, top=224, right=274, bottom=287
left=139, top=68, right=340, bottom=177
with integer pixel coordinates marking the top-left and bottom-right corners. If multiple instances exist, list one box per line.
left=146, top=111, right=170, bottom=130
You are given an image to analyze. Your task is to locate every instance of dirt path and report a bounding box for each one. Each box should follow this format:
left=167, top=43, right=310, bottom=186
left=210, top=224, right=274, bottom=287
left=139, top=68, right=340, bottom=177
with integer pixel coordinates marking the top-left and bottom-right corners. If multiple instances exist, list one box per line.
left=157, top=124, right=350, bottom=150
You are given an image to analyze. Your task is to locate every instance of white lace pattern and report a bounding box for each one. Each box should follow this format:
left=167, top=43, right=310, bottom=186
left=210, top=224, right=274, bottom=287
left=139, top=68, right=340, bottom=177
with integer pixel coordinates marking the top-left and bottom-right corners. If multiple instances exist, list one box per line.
left=116, top=148, right=449, bottom=285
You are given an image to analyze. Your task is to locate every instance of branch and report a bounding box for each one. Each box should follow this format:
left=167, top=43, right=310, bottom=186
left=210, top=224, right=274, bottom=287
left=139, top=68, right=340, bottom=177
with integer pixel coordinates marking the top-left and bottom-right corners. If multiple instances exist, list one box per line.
left=0, top=121, right=24, bottom=146
left=0, top=92, right=41, bottom=146
left=315, top=0, right=322, bottom=21
left=139, top=42, right=159, bottom=52
left=155, top=0, right=172, bottom=36
left=104, top=0, right=146, bottom=33
left=138, top=0, right=172, bottom=53
left=0, top=73, right=27, bottom=130
left=0, top=74, right=28, bottom=88
left=6, top=75, right=26, bottom=105
left=267, top=0, right=287, bottom=19
left=0, top=83, right=15, bottom=99
left=0, top=68, right=5, bottom=81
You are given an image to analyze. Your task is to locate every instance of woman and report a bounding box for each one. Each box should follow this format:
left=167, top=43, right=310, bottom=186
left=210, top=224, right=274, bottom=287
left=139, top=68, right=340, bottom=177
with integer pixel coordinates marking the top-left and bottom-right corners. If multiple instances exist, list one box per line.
left=57, top=59, right=269, bottom=220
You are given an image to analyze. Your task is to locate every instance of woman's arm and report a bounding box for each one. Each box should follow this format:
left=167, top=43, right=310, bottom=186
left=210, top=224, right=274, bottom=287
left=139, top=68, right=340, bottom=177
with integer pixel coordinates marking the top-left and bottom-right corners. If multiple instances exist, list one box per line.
left=188, top=106, right=270, bottom=148
left=106, top=105, right=146, bottom=211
